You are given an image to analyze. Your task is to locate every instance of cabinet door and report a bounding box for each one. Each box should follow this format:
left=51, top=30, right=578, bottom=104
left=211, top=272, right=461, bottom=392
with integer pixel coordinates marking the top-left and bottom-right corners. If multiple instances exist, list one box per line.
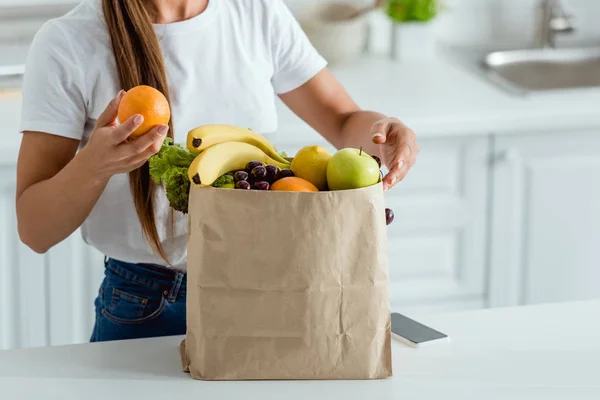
left=0, top=165, right=105, bottom=350
left=0, top=92, right=23, bottom=164
left=273, top=133, right=490, bottom=312
left=490, top=130, right=600, bottom=307
left=386, top=136, right=489, bottom=310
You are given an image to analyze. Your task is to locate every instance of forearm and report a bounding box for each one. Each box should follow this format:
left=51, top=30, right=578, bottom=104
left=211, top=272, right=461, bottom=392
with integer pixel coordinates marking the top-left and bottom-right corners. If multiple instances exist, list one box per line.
left=17, top=152, right=109, bottom=253
left=281, top=68, right=417, bottom=190
left=338, top=110, right=387, bottom=156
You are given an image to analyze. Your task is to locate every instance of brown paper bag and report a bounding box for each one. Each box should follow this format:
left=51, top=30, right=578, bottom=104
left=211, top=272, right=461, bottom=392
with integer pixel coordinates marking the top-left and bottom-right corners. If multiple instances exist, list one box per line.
left=181, top=183, right=392, bottom=380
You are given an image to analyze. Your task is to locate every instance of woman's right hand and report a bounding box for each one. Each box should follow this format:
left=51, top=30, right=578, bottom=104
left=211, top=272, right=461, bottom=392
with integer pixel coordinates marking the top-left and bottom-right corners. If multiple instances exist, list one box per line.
left=77, top=90, right=169, bottom=180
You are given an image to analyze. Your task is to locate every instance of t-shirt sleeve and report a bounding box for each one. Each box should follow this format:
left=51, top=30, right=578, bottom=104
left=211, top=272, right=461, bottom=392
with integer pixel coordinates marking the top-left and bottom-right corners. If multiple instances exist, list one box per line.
left=268, top=0, right=328, bottom=95
left=20, top=21, right=87, bottom=140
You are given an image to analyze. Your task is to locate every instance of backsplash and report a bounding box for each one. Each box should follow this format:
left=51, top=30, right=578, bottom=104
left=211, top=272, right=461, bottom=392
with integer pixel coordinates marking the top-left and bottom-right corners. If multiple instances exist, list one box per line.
left=435, top=0, right=600, bottom=48
left=287, top=0, right=600, bottom=49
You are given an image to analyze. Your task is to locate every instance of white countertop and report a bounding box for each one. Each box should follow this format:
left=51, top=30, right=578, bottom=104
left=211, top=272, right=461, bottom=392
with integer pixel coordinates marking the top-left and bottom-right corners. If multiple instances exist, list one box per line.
left=1, top=301, right=599, bottom=399
left=0, top=44, right=28, bottom=76
left=274, top=54, right=600, bottom=141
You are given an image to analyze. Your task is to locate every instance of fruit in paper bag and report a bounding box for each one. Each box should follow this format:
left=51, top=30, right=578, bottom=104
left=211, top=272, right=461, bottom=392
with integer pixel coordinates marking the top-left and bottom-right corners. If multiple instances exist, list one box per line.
left=371, top=155, right=382, bottom=168
left=251, top=166, right=268, bottom=180
left=118, top=85, right=170, bottom=139
left=290, top=145, right=332, bottom=190
left=385, top=208, right=395, bottom=225
left=270, top=177, right=319, bottom=192
left=234, top=171, right=249, bottom=182
left=278, top=169, right=295, bottom=179
left=186, top=124, right=289, bottom=164
left=245, top=160, right=265, bottom=172
left=326, top=148, right=380, bottom=191
left=253, top=181, right=270, bottom=190
left=265, top=165, right=281, bottom=182
left=212, top=173, right=235, bottom=189
left=236, top=181, right=251, bottom=190
left=188, top=142, right=289, bottom=187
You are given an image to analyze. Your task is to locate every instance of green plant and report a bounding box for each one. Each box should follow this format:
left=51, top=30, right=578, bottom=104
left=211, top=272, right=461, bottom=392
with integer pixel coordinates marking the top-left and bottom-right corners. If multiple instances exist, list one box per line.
left=386, top=0, right=438, bottom=23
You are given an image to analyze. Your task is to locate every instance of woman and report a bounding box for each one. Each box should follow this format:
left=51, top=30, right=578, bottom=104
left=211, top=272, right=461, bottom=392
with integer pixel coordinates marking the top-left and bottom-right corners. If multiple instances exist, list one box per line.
left=17, top=0, right=418, bottom=342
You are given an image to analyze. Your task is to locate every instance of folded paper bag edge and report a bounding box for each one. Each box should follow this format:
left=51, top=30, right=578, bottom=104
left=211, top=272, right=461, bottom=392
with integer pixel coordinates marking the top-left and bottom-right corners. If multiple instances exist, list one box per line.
left=180, top=339, right=190, bottom=373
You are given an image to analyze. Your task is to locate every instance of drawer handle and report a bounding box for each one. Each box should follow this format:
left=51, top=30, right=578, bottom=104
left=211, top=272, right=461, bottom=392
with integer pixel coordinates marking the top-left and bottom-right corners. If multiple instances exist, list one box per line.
left=495, top=149, right=520, bottom=164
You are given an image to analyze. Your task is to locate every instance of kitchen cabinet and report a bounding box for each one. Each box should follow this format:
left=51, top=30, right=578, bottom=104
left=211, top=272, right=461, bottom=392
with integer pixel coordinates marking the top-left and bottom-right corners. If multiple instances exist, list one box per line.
left=384, top=136, right=489, bottom=312
left=489, top=129, right=600, bottom=307
left=0, top=92, right=22, bottom=162
left=275, top=133, right=490, bottom=313
left=0, top=165, right=105, bottom=350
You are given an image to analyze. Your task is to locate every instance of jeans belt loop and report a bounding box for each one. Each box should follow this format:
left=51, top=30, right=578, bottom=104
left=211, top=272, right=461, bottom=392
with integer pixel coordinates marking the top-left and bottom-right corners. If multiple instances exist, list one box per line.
left=167, top=271, right=185, bottom=302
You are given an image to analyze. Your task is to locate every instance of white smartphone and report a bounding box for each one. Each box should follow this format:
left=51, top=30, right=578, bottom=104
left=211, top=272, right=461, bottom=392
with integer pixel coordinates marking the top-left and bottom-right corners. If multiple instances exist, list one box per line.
left=391, top=312, right=449, bottom=348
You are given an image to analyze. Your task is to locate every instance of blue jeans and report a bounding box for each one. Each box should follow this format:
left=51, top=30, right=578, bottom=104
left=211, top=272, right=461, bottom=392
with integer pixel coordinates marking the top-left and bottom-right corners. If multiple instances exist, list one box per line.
left=90, top=258, right=186, bottom=342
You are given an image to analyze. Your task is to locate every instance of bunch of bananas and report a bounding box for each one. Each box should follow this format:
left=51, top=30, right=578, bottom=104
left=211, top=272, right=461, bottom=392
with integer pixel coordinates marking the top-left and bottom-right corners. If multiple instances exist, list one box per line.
left=185, top=125, right=290, bottom=187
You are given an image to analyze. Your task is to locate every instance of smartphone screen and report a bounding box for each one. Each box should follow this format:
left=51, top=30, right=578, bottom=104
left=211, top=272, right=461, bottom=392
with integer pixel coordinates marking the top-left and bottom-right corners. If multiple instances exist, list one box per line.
left=391, top=312, right=448, bottom=346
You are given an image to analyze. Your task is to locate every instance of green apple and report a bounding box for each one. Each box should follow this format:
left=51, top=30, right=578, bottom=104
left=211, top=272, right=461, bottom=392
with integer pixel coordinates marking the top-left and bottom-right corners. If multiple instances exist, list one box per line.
left=326, top=148, right=380, bottom=190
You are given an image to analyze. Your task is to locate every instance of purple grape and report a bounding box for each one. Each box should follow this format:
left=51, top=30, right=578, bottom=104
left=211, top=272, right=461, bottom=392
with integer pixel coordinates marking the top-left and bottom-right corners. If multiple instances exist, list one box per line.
left=385, top=208, right=395, bottom=226
left=251, top=166, right=267, bottom=180
left=265, top=165, right=280, bottom=181
left=235, top=181, right=251, bottom=190
left=372, top=155, right=382, bottom=168
left=278, top=169, right=295, bottom=179
left=234, top=171, right=249, bottom=182
left=253, top=181, right=270, bottom=191
left=245, top=161, right=264, bottom=172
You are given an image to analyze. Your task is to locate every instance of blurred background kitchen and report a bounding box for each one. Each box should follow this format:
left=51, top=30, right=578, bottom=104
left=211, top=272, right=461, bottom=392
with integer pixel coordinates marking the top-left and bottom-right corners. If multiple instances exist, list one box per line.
left=1, top=0, right=600, bottom=350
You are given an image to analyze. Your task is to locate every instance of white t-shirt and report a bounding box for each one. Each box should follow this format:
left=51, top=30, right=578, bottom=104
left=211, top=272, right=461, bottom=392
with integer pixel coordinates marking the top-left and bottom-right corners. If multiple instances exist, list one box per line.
left=20, top=0, right=327, bottom=269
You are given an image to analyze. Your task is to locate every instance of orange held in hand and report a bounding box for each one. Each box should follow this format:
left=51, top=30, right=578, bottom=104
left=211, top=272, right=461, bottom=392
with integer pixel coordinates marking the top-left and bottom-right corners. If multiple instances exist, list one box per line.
left=118, top=85, right=170, bottom=139
left=270, top=177, right=319, bottom=192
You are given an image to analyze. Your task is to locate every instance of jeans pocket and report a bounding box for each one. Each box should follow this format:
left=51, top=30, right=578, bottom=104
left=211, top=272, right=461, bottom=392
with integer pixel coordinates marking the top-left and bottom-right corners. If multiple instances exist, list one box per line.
left=102, top=286, right=167, bottom=325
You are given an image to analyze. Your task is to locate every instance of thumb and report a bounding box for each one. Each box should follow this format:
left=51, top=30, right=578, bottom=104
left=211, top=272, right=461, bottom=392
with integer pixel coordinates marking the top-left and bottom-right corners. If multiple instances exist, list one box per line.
left=371, top=121, right=389, bottom=145
left=96, top=90, right=125, bottom=128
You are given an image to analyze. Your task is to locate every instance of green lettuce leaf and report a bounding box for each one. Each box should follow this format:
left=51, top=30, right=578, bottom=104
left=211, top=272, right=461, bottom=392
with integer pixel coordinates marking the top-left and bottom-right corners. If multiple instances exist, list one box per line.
left=212, top=173, right=235, bottom=189
left=149, top=138, right=196, bottom=183
left=149, top=138, right=196, bottom=213
left=162, top=167, right=191, bottom=214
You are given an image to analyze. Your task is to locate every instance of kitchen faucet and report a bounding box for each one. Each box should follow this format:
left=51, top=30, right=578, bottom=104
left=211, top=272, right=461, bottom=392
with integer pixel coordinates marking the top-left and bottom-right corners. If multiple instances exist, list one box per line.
left=533, top=0, right=575, bottom=49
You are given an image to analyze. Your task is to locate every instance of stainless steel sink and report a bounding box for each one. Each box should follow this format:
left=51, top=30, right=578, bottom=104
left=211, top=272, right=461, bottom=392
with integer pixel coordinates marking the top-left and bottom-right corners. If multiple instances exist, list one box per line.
left=482, top=47, right=600, bottom=92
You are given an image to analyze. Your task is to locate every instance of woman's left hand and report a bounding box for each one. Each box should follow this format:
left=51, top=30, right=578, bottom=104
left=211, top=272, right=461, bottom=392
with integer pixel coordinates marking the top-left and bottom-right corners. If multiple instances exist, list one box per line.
left=371, top=117, right=419, bottom=191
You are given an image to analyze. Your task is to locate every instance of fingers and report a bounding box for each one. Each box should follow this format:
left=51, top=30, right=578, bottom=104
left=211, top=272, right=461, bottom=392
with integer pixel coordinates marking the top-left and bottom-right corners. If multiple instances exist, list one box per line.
left=96, top=90, right=125, bottom=128
left=129, top=124, right=169, bottom=153
left=371, top=118, right=402, bottom=145
left=369, top=117, right=418, bottom=191
left=111, top=114, right=145, bottom=143
left=382, top=142, right=414, bottom=191
left=382, top=162, right=409, bottom=191
left=125, top=137, right=168, bottom=169
left=117, top=124, right=168, bottom=162
left=128, top=156, right=153, bottom=172
left=371, top=120, right=389, bottom=145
